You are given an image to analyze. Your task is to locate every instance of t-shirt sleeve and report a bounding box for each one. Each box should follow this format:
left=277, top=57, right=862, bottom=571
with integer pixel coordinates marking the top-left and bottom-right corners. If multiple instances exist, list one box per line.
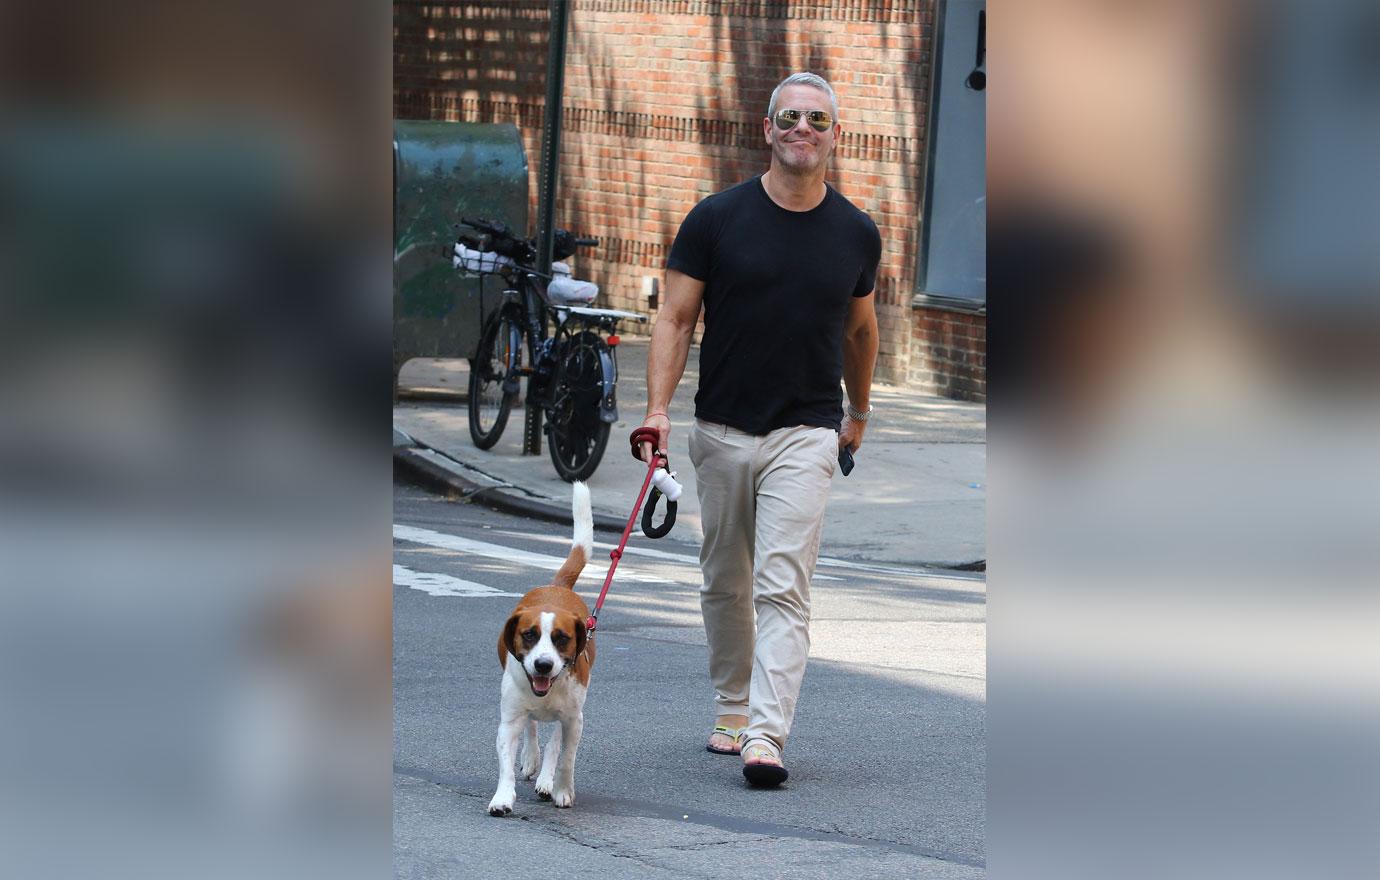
left=853, top=214, right=883, bottom=297
left=666, top=197, right=715, bottom=281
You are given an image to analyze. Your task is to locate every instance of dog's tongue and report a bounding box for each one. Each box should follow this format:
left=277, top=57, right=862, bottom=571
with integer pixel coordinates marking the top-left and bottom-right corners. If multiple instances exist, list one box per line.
left=531, top=675, right=552, bottom=693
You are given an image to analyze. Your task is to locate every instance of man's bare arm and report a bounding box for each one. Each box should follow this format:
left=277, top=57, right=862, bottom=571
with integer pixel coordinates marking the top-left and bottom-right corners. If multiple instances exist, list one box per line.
left=639, top=269, right=705, bottom=460
left=839, top=291, right=878, bottom=452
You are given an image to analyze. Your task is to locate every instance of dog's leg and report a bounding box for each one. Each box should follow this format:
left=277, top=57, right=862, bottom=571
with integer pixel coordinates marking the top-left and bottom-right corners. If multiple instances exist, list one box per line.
left=533, top=724, right=562, bottom=799
left=519, top=720, right=541, bottom=779
left=549, top=714, right=583, bottom=808
left=487, top=716, right=523, bottom=816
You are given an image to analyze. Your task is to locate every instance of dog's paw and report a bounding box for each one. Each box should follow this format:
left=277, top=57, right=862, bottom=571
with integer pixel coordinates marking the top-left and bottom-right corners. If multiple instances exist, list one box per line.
left=519, top=741, right=540, bottom=779
left=534, top=776, right=554, bottom=800
left=487, top=791, right=515, bottom=817
left=550, top=786, right=574, bottom=808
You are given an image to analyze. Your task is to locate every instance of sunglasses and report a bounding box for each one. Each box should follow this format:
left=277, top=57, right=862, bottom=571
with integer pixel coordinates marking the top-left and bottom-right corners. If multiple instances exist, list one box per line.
left=773, top=108, right=834, bottom=132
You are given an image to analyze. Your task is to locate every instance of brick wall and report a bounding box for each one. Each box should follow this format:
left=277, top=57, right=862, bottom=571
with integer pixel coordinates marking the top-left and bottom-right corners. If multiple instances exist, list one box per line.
left=911, top=305, right=985, bottom=400
left=395, top=0, right=985, bottom=397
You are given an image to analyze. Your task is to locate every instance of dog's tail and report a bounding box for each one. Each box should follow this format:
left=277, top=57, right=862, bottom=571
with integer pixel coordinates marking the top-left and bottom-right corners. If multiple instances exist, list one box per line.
left=553, top=481, right=594, bottom=590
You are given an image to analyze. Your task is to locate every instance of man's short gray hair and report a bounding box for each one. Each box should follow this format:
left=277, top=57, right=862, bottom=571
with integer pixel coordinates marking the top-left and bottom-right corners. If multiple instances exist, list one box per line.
left=767, top=72, right=839, bottom=122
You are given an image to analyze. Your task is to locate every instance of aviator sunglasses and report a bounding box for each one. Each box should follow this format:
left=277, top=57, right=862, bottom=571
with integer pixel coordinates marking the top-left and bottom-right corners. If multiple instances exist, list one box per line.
left=773, top=108, right=834, bottom=132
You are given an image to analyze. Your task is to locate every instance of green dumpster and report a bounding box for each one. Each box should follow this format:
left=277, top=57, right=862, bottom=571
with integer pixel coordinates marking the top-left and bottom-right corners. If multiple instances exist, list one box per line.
left=393, top=120, right=528, bottom=388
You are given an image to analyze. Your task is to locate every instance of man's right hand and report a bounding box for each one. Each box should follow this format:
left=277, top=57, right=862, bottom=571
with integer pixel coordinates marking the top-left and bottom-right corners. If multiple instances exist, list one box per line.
left=637, top=411, right=671, bottom=463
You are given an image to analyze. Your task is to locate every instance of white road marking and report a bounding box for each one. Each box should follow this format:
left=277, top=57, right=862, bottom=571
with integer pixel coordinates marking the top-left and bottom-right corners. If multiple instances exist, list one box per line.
left=393, top=564, right=522, bottom=598
left=815, top=555, right=985, bottom=582
left=395, top=524, right=941, bottom=590
left=494, top=528, right=702, bottom=565
left=392, top=524, right=658, bottom=583
left=497, top=528, right=832, bottom=580
left=486, top=530, right=887, bottom=583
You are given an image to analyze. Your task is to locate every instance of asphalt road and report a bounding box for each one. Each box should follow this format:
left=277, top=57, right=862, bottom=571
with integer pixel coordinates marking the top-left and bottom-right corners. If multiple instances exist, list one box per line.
left=394, top=481, right=986, bottom=878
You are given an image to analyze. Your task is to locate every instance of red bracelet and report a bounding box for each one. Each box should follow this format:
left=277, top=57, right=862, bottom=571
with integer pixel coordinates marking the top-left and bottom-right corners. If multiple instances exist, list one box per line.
left=646, top=410, right=668, bottom=420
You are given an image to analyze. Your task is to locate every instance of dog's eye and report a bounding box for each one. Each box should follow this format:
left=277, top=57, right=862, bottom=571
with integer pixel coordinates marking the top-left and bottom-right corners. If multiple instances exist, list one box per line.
left=521, top=629, right=538, bottom=645
left=552, top=632, right=569, bottom=648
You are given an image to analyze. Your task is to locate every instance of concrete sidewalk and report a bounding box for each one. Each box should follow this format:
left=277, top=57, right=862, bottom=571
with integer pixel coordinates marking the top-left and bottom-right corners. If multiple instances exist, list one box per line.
left=393, top=336, right=985, bottom=568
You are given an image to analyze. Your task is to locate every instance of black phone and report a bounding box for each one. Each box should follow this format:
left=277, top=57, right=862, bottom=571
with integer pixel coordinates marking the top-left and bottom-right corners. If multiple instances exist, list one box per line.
left=838, top=447, right=855, bottom=476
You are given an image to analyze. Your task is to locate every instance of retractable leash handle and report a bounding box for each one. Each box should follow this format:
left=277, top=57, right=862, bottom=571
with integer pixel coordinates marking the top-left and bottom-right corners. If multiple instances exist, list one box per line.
left=629, top=426, right=679, bottom=538
left=642, top=467, right=681, bottom=538
left=586, top=427, right=679, bottom=634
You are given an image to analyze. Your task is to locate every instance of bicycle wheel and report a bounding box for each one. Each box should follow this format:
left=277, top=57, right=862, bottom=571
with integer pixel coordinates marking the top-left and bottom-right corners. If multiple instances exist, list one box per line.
left=545, top=330, right=612, bottom=482
left=468, top=311, right=521, bottom=450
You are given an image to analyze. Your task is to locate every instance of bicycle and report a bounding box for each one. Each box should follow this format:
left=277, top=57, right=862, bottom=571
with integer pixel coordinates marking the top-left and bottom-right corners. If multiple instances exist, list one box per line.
left=453, top=217, right=647, bottom=482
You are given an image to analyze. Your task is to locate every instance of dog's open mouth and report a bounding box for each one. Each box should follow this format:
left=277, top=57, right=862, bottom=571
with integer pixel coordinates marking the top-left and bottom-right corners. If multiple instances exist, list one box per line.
left=527, top=673, right=554, bottom=697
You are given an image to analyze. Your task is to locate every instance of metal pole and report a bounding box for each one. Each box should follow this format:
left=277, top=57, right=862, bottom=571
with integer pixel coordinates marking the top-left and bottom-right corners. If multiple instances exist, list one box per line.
left=524, top=0, right=570, bottom=456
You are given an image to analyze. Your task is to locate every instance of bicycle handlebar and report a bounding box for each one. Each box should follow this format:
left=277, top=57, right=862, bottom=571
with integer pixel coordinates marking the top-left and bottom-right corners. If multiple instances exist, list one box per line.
left=456, top=218, right=598, bottom=262
left=459, top=217, right=509, bottom=237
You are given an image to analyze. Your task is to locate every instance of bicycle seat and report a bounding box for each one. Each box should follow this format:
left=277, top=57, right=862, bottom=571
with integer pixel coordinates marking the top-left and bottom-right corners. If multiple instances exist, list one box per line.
left=547, top=275, right=598, bottom=305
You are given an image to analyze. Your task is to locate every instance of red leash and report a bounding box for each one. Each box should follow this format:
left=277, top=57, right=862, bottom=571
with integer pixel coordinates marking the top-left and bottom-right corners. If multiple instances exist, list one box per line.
left=586, top=426, right=675, bottom=634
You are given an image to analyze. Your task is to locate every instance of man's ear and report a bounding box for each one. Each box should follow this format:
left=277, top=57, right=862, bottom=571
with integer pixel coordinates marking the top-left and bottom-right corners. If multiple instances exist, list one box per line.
left=503, top=615, right=521, bottom=658
left=574, top=617, right=588, bottom=659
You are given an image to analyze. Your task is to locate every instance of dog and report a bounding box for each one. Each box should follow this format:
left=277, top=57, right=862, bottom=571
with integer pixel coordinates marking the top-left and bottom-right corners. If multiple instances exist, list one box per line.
left=487, top=482, right=597, bottom=816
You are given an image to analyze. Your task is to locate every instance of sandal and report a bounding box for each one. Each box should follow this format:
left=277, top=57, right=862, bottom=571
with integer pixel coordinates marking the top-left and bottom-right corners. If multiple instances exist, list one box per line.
left=706, top=724, right=745, bottom=755
left=740, top=737, right=789, bottom=788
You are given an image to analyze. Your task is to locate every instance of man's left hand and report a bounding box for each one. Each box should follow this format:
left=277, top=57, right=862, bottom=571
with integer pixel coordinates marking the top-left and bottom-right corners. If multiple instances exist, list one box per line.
left=839, top=415, right=866, bottom=453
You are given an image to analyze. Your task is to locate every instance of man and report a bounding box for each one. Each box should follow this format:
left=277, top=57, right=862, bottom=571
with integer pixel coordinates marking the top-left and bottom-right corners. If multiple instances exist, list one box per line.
left=637, top=72, right=881, bottom=787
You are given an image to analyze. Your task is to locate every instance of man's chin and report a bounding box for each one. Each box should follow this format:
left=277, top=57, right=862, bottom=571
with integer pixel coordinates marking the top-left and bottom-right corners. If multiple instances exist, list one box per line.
left=774, top=149, right=825, bottom=173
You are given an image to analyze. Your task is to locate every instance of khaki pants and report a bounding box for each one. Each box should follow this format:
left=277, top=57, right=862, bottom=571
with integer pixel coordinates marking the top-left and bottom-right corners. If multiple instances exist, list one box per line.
left=688, top=419, right=837, bottom=752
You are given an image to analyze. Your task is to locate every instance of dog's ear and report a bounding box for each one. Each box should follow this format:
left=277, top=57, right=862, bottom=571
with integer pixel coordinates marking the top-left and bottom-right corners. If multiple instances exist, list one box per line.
left=574, top=616, right=588, bottom=659
left=500, top=614, right=521, bottom=666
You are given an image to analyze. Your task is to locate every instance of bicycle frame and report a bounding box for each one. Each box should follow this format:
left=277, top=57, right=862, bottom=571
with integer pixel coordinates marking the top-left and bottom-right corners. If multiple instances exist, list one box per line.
left=458, top=217, right=646, bottom=479
left=478, top=267, right=621, bottom=418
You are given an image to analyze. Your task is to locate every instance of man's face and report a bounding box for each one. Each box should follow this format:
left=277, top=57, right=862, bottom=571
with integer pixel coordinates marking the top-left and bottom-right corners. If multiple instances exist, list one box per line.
left=764, top=84, right=839, bottom=173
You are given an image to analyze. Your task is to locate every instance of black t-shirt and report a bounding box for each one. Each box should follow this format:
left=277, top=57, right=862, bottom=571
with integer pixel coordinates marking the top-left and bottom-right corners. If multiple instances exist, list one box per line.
left=667, top=175, right=881, bottom=434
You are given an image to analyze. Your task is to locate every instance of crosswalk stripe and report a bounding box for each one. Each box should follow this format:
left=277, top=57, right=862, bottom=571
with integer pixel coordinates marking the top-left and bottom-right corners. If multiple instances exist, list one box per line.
left=392, top=524, right=658, bottom=583
left=493, top=527, right=702, bottom=565
left=489, top=528, right=841, bottom=582
left=393, top=564, right=523, bottom=598
left=394, top=524, right=938, bottom=587
left=394, top=524, right=565, bottom=569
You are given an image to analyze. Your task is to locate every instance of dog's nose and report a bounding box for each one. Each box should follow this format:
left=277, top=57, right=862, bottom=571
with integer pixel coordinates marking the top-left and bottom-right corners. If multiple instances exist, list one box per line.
left=534, top=658, right=554, bottom=674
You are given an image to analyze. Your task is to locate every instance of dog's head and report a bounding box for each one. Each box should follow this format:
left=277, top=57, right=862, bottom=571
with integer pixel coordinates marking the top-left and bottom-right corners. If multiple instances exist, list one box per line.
left=502, top=609, right=587, bottom=697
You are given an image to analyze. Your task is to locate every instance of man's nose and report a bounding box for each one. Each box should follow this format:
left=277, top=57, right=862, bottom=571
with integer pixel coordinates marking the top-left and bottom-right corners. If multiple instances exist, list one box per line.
left=534, top=658, right=554, bottom=674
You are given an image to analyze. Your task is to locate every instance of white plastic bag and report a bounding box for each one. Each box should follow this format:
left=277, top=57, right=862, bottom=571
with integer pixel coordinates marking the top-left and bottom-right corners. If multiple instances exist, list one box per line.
left=453, top=242, right=512, bottom=273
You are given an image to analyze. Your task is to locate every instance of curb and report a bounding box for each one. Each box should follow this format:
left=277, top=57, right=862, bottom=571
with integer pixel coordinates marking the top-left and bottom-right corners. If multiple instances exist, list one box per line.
left=394, top=446, right=631, bottom=534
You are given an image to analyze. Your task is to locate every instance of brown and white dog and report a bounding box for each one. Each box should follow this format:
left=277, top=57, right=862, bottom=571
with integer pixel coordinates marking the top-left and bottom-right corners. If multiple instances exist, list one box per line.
left=487, top=482, right=597, bottom=816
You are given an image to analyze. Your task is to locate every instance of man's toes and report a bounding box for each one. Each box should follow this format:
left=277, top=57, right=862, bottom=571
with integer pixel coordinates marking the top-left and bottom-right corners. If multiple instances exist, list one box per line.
left=708, top=732, right=742, bottom=753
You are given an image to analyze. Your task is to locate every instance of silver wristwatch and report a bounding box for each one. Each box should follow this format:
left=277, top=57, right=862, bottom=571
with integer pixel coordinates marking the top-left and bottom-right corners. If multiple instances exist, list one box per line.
left=845, top=403, right=873, bottom=423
